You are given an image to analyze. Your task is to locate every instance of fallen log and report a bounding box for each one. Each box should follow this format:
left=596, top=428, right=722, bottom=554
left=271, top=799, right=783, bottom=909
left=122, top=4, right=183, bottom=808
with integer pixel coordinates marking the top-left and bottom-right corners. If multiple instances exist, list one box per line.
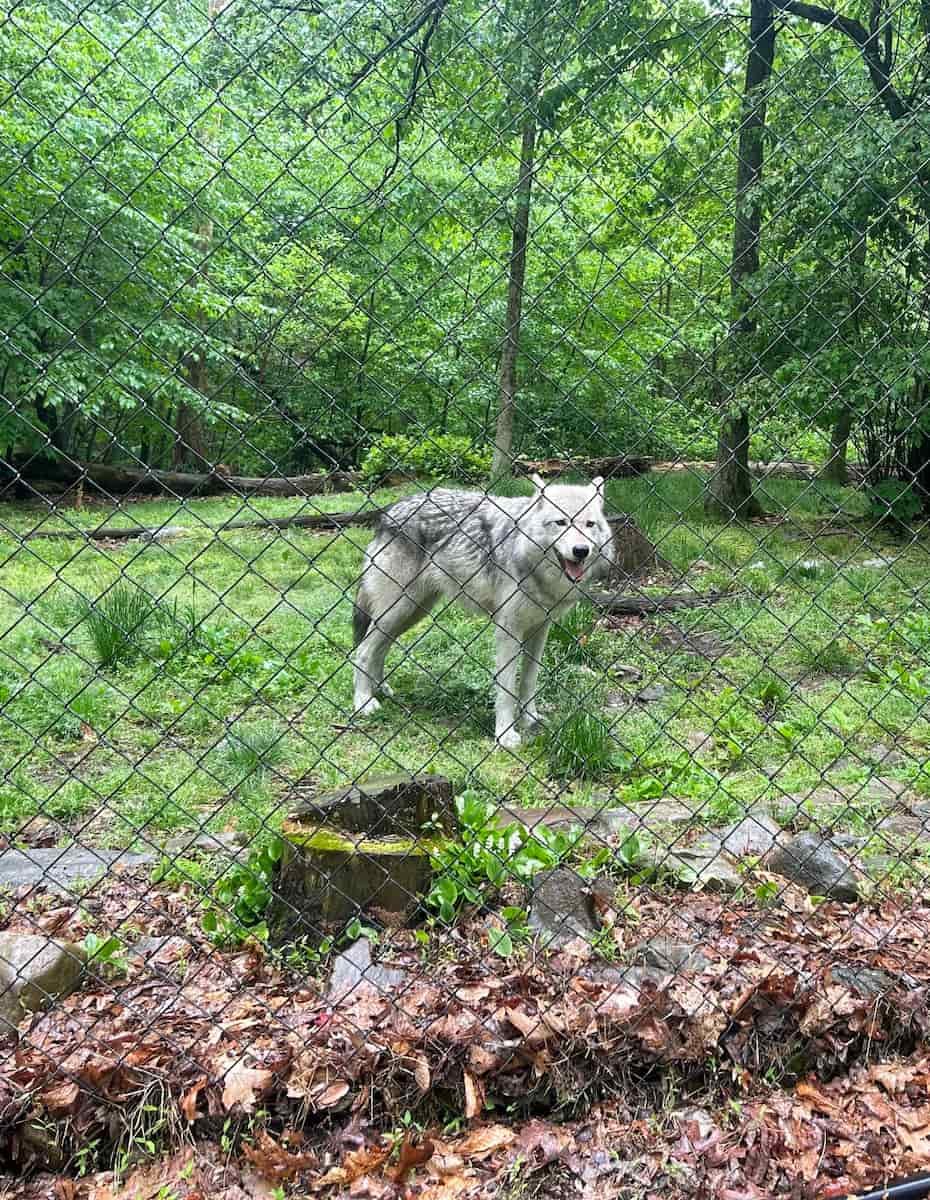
left=516, top=454, right=652, bottom=479
left=11, top=457, right=364, bottom=498
left=587, top=589, right=737, bottom=614
left=22, top=506, right=389, bottom=541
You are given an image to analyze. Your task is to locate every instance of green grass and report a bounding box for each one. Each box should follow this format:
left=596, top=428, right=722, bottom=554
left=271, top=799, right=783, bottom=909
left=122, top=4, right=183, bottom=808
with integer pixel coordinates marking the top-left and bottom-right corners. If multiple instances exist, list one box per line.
left=0, top=473, right=928, bottom=863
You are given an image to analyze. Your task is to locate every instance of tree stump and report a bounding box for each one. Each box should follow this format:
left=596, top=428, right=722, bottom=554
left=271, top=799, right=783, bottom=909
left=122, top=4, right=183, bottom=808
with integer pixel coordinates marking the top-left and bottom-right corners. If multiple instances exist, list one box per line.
left=605, top=514, right=671, bottom=581
left=269, top=773, right=456, bottom=945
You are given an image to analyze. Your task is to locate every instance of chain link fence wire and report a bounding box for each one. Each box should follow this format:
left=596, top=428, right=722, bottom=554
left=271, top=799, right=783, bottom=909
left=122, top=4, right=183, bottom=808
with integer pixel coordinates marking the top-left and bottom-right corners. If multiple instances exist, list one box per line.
left=3, top=0, right=930, bottom=1192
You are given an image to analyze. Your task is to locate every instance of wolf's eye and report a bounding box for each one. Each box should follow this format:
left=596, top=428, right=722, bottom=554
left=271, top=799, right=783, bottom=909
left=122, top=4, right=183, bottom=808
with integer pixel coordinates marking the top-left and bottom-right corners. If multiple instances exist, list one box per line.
left=554, top=518, right=569, bottom=527
left=586, top=520, right=595, bottom=528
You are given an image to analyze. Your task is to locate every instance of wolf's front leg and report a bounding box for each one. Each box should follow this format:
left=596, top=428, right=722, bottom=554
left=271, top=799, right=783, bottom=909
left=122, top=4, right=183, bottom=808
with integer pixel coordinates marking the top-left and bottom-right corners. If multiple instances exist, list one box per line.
left=519, top=620, right=550, bottom=729
left=494, top=625, right=523, bottom=749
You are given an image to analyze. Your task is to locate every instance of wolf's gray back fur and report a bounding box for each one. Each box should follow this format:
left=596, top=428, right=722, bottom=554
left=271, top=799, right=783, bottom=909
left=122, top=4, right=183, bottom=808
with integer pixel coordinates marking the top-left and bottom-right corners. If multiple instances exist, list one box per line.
left=353, top=479, right=613, bottom=749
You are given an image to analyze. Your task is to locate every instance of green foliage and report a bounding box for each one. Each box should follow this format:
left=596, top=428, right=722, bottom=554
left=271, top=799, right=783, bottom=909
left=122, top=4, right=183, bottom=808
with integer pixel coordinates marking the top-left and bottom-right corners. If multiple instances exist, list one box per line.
left=219, top=720, right=288, bottom=785
left=545, top=709, right=618, bottom=780
left=426, top=791, right=577, bottom=923
left=75, top=583, right=190, bottom=669
left=201, top=838, right=284, bottom=946
left=547, top=603, right=598, bottom=666
left=866, top=480, right=922, bottom=528
left=83, top=932, right=128, bottom=976
left=359, top=435, right=493, bottom=484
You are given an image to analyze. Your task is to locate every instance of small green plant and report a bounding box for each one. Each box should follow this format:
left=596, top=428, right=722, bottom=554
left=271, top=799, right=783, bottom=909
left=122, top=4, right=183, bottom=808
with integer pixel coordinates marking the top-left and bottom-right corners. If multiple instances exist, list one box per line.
left=219, top=719, right=288, bottom=785
left=754, top=880, right=779, bottom=907
left=750, top=673, right=789, bottom=715
left=75, top=583, right=165, bottom=669
left=83, top=931, right=129, bottom=976
left=487, top=906, right=531, bottom=957
left=202, top=837, right=283, bottom=946
left=547, top=603, right=598, bottom=666
left=590, top=925, right=621, bottom=961
left=866, top=479, right=922, bottom=528
left=360, top=434, right=492, bottom=483
left=426, top=791, right=576, bottom=923
left=545, top=709, right=618, bottom=780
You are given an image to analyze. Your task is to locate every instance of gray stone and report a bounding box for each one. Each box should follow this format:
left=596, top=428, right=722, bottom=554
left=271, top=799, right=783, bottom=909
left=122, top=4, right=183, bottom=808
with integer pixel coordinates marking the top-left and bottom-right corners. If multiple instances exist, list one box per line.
left=660, top=848, right=742, bottom=894
left=866, top=744, right=907, bottom=768
left=631, top=937, right=710, bottom=974
left=327, top=937, right=407, bottom=1001
left=635, top=684, right=666, bottom=703
left=0, top=933, right=86, bottom=1030
left=163, top=830, right=248, bottom=858
left=829, top=964, right=895, bottom=998
left=767, top=833, right=861, bottom=901
left=529, top=868, right=599, bottom=947
left=0, top=845, right=155, bottom=895
left=685, top=730, right=715, bottom=756
left=141, top=525, right=187, bottom=542
left=695, top=813, right=781, bottom=860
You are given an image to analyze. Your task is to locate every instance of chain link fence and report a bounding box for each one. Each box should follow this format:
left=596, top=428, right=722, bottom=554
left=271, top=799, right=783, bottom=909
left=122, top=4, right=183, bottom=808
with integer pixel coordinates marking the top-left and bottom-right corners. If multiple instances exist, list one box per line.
left=3, top=0, right=930, bottom=1194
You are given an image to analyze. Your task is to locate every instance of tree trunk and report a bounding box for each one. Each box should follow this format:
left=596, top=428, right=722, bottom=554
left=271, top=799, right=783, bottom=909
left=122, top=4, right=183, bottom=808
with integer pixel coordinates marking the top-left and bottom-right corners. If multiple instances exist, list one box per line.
left=820, top=406, right=853, bottom=484
left=705, top=0, right=775, bottom=520
left=491, top=116, right=537, bottom=483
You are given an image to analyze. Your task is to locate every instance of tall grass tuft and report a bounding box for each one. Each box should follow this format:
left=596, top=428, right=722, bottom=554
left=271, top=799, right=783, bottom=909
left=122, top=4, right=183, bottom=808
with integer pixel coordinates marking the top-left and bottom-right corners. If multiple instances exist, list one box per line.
left=220, top=719, right=288, bottom=785
left=77, top=583, right=162, bottom=668
left=545, top=708, right=617, bottom=780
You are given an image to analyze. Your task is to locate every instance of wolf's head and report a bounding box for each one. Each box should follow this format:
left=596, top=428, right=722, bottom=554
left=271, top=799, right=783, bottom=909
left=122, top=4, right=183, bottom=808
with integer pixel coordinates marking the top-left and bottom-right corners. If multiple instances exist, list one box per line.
left=522, top=475, right=613, bottom=582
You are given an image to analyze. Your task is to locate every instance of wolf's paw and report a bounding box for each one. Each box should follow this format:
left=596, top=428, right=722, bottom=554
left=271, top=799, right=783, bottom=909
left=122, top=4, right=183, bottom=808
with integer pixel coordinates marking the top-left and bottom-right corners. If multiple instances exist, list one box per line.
left=521, top=709, right=546, bottom=732
left=355, top=696, right=381, bottom=717
left=496, top=728, right=522, bottom=751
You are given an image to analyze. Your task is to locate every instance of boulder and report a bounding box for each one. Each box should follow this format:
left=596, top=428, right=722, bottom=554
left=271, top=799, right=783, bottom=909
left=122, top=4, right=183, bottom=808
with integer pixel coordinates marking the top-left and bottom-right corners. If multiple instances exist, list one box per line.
left=327, top=937, right=408, bottom=1002
left=0, top=933, right=86, bottom=1031
left=767, top=833, right=861, bottom=901
left=529, top=868, right=599, bottom=947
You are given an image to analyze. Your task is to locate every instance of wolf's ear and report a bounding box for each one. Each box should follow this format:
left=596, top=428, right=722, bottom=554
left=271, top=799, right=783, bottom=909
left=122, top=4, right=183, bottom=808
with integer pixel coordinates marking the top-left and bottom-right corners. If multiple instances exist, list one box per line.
left=531, top=473, right=546, bottom=491
left=591, top=475, right=604, bottom=496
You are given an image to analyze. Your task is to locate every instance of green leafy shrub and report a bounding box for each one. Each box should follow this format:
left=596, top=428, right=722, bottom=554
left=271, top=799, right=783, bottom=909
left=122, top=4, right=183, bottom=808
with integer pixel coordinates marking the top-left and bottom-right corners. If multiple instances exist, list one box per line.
left=426, top=791, right=577, bottom=923
left=202, top=837, right=283, bottom=946
left=360, top=434, right=492, bottom=483
left=866, top=479, right=922, bottom=528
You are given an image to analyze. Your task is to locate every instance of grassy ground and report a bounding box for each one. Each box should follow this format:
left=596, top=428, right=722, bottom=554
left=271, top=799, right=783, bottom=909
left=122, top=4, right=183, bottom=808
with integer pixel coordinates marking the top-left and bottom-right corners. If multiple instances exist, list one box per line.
left=1, top=471, right=929, bottom=870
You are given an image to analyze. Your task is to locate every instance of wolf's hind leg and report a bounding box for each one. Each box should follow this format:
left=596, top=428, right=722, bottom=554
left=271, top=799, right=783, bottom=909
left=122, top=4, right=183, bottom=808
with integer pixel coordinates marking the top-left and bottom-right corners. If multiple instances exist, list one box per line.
left=353, top=587, right=431, bottom=715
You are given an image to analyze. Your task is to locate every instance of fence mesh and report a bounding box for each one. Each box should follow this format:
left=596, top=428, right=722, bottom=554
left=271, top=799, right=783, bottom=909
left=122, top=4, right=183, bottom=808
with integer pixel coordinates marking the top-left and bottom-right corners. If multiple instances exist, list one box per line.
left=3, top=0, right=930, bottom=1194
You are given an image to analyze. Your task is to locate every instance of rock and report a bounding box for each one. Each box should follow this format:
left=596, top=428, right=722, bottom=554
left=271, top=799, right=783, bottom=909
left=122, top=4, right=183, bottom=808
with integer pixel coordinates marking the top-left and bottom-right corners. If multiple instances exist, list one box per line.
left=767, top=833, right=861, bottom=901
left=685, top=730, right=715, bottom=756
left=660, top=849, right=742, bottom=894
left=634, top=684, right=665, bottom=703
left=529, top=868, right=599, bottom=947
left=860, top=558, right=892, bottom=569
left=828, top=964, right=896, bottom=998
left=141, top=525, right=187, bottom=542
left=327, top=938, right=407, bottom=1002
left=0, top=933, right=86, bottom=1031
left=866, top=744, right=907, bottom=768
left=287, top=772, right=456, bottom=836
left=0, top=845, right=154, bottom=895
left=699, top=813, right=781, bottom=859
left=163, top=830, right=248, bottom=859
left=631, top=937, right=710, bottom=974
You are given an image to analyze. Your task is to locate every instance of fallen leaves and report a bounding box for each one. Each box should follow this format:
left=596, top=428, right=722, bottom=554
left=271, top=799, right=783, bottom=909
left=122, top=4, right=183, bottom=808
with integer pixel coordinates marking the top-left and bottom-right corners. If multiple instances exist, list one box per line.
left=220, top=1056, right=275, bottom=1113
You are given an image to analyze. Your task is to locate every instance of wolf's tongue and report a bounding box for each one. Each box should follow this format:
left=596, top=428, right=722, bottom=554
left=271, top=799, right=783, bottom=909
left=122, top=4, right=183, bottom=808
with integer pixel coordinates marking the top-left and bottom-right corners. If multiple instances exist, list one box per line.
left=563, top=559, right=585, bottom=581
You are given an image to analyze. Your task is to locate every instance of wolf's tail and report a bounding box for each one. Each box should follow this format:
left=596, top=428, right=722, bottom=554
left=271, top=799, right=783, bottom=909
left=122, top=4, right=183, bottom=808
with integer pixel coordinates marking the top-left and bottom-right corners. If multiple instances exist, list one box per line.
left=353, top=595, right=372, bottom=647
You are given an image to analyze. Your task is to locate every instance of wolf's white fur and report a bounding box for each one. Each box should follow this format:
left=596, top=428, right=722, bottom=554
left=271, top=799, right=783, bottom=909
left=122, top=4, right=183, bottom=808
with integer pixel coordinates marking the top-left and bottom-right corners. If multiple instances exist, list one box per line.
left=352, top=476, right=613, bottom=748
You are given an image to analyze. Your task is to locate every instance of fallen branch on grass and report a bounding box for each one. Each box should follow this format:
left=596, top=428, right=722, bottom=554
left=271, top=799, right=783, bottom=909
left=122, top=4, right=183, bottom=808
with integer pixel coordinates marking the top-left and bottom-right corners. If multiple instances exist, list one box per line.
left=587, top=588, right=737, bottom=614
left=10, top=457, right=365, bottom=498
left=22, top=507, right=388, bottom=542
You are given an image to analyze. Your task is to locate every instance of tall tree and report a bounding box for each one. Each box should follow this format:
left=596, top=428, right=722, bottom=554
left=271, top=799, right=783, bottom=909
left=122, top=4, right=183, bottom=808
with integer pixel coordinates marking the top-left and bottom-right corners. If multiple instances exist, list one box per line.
left=705, top=0, right=775, bottom=519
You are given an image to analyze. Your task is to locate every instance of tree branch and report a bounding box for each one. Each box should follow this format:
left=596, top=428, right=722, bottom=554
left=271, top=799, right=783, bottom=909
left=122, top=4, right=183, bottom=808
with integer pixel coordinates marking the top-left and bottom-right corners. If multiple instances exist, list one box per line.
left=773, top=0, right=906, bottom=118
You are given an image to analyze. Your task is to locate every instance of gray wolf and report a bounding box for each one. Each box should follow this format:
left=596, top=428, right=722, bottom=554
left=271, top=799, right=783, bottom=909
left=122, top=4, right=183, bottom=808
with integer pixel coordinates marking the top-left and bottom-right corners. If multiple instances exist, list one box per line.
left=352, top=476, right=613, bottom=748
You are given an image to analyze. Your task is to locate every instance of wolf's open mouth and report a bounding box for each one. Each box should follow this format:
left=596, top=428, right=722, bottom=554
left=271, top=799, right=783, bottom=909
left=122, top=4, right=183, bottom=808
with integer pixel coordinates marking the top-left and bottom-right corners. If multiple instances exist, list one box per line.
left=558, top=555, right=587, bottom=582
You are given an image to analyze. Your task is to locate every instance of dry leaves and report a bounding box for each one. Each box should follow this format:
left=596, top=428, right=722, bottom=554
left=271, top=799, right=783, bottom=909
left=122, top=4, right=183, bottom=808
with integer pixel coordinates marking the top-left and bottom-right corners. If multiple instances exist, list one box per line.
left=220, top=1056, right=275, bottom=1113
